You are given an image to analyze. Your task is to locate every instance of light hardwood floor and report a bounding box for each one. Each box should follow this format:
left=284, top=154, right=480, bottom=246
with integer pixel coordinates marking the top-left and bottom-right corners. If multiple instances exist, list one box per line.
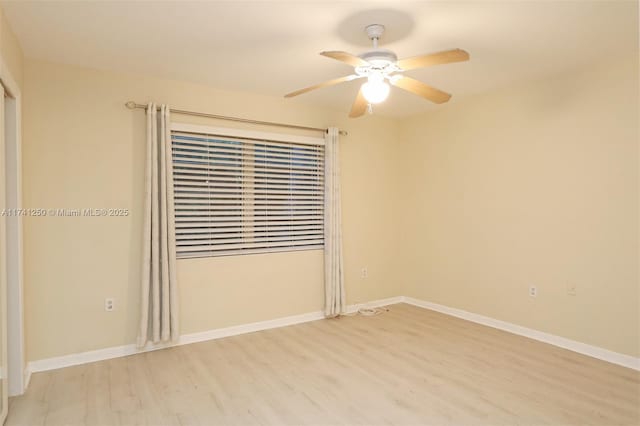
left=7, top=303, right=640, bottom=426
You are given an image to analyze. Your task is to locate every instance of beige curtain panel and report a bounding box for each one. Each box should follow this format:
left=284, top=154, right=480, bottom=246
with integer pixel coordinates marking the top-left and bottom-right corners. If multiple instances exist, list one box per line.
left=324, top=127, right=345, bottom=317
left=137, top=103, right=179, bottom=347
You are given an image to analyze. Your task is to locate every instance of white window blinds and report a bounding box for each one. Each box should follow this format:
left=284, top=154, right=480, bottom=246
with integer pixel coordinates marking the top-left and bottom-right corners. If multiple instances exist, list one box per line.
left=171, top=126, right=325, bottom=258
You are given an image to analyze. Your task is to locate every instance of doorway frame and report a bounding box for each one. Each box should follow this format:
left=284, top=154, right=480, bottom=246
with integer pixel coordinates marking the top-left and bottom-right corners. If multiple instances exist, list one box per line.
left=0, top=53, right=25, bottom=397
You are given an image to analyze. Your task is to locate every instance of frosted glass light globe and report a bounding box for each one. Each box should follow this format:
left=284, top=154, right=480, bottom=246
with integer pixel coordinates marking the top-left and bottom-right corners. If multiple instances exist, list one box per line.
left=361, top=72, right=390, bottom=104
left=362, top=80, right=390, bottom=104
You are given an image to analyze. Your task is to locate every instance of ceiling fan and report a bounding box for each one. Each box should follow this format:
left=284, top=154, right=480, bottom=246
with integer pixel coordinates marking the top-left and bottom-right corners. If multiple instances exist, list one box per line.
left=284, top=24, right=470, bottom=118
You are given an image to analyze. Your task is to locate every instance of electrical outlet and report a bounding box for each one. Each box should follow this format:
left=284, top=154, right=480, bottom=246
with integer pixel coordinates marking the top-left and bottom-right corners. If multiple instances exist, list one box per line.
left=360, top=268, right=368, bottom=279
left=105, top=298, right=115, bottom=312
left=567, top=282, right=577, bottom=296
left=529, top=286, right=537, bottom=298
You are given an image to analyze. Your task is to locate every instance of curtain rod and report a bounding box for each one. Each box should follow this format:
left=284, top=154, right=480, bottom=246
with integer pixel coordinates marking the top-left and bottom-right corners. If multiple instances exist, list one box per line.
left=125, top=101, right=347, bottom=136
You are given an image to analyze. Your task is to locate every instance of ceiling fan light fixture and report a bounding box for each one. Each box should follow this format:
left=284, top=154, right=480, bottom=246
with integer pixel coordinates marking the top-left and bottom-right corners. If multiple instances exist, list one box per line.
left=361, top=73, right=390, bottom=104
left=284, top=22, right=469, bottom=118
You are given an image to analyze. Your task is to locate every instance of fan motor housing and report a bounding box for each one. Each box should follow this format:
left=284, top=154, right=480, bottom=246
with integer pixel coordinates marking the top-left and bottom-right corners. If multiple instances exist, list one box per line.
left=356, top=49, right=399, bottom=77
left=359, top=49, right=398, bottom=66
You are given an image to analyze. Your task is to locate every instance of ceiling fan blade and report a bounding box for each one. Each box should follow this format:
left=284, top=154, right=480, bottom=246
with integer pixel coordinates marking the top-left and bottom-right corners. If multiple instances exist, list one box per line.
left=391, top=76, right=452, bottom=104
left=396, top=49, right=469, bottom=71
left=320, top=51, right=370, bottom=68
left=284, top=75, right=360, bottom=98
left=349, top=87, right=368, bottom=118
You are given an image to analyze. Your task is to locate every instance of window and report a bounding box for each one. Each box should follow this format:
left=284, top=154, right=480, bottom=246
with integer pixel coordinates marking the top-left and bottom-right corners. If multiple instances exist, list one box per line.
left=171, top=124, right=325, bottom=258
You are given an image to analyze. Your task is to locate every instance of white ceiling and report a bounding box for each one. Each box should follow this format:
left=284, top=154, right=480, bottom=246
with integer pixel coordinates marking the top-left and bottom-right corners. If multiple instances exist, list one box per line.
left=2, top=1, right=638, bottom=117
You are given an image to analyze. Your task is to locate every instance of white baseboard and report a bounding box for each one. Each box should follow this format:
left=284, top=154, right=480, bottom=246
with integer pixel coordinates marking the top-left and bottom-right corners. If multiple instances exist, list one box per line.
left=403, top=296, right=640, bottom=371
left=27, top=296, right=403, bottom=375
left=25, top=294, right=638, bottom=387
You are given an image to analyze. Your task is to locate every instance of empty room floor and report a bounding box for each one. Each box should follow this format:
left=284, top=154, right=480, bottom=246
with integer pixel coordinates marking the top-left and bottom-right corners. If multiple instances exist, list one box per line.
left=7, top=304, right=640, bottom=426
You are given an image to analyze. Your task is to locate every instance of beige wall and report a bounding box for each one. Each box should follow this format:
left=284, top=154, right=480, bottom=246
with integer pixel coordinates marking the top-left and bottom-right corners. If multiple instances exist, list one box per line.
left=21, top=54, right=639, bottom=362
left=399, top=57, right=639, bottom=357
left=0, top=6, right=22, bottom=90
left=23, top=59, right=402, bottom=361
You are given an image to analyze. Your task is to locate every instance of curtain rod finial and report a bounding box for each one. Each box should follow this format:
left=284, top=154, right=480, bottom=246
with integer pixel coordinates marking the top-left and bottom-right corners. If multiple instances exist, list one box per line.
left=125, top=101, right=137, bottom=109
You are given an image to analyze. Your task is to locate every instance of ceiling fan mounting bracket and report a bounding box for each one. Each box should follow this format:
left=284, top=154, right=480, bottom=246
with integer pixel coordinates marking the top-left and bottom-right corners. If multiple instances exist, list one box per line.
left=365, top=24, right=385, bottom=41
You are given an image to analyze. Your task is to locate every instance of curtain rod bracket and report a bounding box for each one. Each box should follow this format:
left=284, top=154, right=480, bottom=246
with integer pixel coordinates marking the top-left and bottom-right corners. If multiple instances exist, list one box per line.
left=124, top=101, right=347, bottom=136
